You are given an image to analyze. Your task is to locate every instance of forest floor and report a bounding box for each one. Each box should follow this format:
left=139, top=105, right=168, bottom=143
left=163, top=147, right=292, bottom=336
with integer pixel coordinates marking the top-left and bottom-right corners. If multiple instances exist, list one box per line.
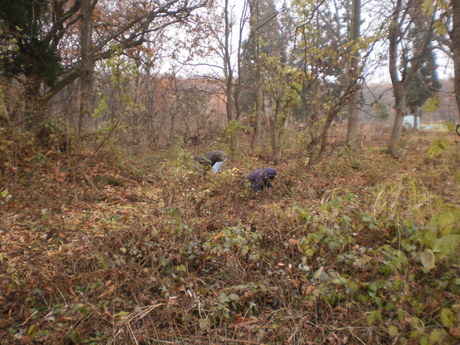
left=0, top=127, right=459, bottom=345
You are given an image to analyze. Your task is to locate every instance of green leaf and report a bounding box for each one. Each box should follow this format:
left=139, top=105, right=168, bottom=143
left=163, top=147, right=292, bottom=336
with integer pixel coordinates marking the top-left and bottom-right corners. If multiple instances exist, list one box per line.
left=366, top=313, right=375, bottom=326
left=218, top=293, right=230, bottom=303
left=300, top=237, right=309, bottom=252
left=423, top=95, right=440, bottom=113
left=367, top=311, right=381, bottom=326
left=433, top=20, right=447, bottom=35
left=420, top=249, right=435, bottom=272
left=440, top=308, right=455, bottom=327
left=429, top=329, right=444, bottom=343
left=388, top=325, right=399, bottom=337
left=175, top=264, right=187, bottom=273
left=438, top=212, right=455, bottom=236
left=420, top=336, right=428, bottom=345
left=0, top=189, right=8, bottom=198
left=433, top=235, right=460, bottom=259
left=79, top=305, right=90, bottom=315
left=409, top=316, right=425, bottom=330
left=199, top=318, right=210, bottom=330
left=115, top=311, right=129, bottom=319
left=380, top=265, right=392, bottom=276
left=454, top=171, right=460, bottom=183
left=436, top=0, right=450, bottom=11
left=27, top=324, right=37, bottom=336
left=427, top=137, right=451, bottom=159
left=92, top=95, right=107, bottom=119
left=423, top=230, right=436, bottom=248
left=228, top=293, right=239, bottom=301
left=328, top=241, right=338, bottom=250
left=421, top=0, right=435, bottom=15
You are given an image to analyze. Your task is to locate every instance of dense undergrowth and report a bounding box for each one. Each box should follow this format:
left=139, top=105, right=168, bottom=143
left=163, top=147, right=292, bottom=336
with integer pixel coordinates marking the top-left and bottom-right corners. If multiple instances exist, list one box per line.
left=0, top=128, right=459, bottom=344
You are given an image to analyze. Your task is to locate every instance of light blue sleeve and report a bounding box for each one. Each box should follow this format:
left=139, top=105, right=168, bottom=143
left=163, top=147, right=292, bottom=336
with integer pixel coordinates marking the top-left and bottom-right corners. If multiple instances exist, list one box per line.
left=212, top=161, right=224, bottom=172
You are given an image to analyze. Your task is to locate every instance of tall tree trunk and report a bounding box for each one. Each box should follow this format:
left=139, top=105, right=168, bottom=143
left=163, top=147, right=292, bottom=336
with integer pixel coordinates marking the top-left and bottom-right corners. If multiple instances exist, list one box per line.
left=233, top=82, right=242, bottom=150
left=24, top=77, right=45, bottom=130
left=387, top=0, right=405, bottom=155
left=229, top=0, right=248, bottom=153
left=249, top=0, right=263, bottom=147
left=388, top=83, right=407, bottom=154
left=453, top=0, right=460, bottom=122
left=274, top=106, right=290, bottom=164
left=78, top=0, right=94, bottom=136
left=308, top=109, right=336, bottom=166
left=346, top=0, right=361, bottom=149
left=224, top=0, right=233, bottom=124
left=270, top=101, right=279, bottom=159
left=387, top=0, right=433, bottom=153
left=253, top=66, right=263, bottom=146
left=223, top=0, right=238, bottom=153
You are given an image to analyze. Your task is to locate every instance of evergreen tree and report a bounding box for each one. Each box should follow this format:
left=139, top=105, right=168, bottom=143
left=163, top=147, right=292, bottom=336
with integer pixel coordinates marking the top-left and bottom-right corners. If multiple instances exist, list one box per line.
left=0, top=0, right=61, bottom=86
left=406, top=47, right=441, bottom=119
left=0, top=0, right=62, bottom=128
left=1, top=0, right=209, bottom=132
left=291, top=0, right=350, bottom=123
left=404, top=2, right=440, bottom=128
left=239, top=0, right=287, bottom=115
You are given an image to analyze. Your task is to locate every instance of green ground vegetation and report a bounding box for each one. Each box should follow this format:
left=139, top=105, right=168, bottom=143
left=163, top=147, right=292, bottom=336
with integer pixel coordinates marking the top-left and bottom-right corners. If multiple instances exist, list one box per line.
left=0, top=127, right=459, bottom=344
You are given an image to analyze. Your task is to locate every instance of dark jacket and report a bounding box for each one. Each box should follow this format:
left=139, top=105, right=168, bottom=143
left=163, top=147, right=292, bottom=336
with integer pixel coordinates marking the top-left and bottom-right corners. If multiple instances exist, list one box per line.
left=246, top=167, right=277, bottom=191
left=195, top=150, right=227, bottom=166
left=204, top=151, right=227, bottom=165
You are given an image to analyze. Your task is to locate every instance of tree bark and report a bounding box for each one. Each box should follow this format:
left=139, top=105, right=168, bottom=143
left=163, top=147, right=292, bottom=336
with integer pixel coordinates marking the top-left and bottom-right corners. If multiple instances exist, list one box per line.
left=308, top=108, right=336, bottom=166
left=346, top=0, right=361, bottom=149
left=223, top=0, right=239, bottom=152
left=232, top=0, right=248, bottom=145
left=270, top=101, right=280, bottom=160
left=224, top=0, right=233, bottom=124
left=452, top=0, right=460, bottom=121
left=249, top=0, right=263, bottom=147
left=253, top=65, right=263, bottom=146
left=273, top=107, right=290, bottom=164
left=387, top=0, right=433, bottom=154
left=387, top=0, right=405, bottom=155
left=39, top=1, right=208, bottom=105
left=24, top=78, right=45, bottom=130
left=78, top=0, right=94, bottom=136
left=388, top=84, right=407, bottom=154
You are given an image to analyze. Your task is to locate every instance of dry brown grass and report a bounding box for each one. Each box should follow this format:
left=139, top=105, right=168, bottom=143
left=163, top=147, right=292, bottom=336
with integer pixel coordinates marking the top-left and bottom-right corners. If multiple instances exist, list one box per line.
left=0, top=127, right=459, bottom=344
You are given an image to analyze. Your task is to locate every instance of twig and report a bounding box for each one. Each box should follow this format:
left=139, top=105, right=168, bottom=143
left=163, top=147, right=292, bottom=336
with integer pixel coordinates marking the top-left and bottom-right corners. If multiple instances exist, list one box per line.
left=81, top=169, right=100, bottom=193
left=92, top=120, right=119, bottom=156
left=106, top=303, right=165, bottom=345
left=215, top=338, right=267, bottom=345
left=347, top=326, right=367, bottom=345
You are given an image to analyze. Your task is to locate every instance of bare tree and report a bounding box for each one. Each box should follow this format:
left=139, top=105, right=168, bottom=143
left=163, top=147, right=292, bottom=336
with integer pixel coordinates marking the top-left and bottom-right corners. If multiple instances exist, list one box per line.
left=346, top=0, right=362, bottom=149
left=1, top=0, right=210, bottom=130
left=452, top=0, right=460, bottom=123
left=292, top=0, right=369, bottom=166
left=248, top=0, right=264, bottom=147
left=223, top=0, right=234, bottom=125
left=387, top=0, right=435, bottom=155
left=78, top=0, right=96, bottom=135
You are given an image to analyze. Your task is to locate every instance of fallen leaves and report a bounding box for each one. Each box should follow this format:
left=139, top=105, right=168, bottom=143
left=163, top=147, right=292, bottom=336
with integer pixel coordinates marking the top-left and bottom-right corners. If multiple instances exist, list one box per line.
left=97, top=282, right=116, bottom=299
left=228, top=314, right=259, bottom=329
left=304, top=285, right=314, bottom=295
left=1, top=132, right=459, bottom=345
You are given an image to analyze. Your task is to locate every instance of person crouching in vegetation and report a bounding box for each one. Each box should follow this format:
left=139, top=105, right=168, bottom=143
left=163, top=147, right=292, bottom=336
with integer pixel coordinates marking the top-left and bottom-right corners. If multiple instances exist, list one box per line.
left=194, top=150, right=227, bottom=173
left=246, top=167, right=277, bottom=192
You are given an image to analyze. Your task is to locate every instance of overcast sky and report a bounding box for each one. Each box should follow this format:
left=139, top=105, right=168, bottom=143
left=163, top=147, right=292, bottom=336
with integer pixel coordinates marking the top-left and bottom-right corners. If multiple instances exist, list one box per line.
left=167, top=0, right=454, bottom=84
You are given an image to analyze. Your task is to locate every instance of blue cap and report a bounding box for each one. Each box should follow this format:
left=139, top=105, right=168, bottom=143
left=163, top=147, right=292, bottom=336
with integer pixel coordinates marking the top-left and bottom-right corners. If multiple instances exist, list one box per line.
left=262, top=168, right=276, bottom=179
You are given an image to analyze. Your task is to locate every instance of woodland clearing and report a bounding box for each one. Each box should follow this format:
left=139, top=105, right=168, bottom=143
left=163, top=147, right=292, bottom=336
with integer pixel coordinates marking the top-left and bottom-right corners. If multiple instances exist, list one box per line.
left=1, top=126, right=459, bottom=345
